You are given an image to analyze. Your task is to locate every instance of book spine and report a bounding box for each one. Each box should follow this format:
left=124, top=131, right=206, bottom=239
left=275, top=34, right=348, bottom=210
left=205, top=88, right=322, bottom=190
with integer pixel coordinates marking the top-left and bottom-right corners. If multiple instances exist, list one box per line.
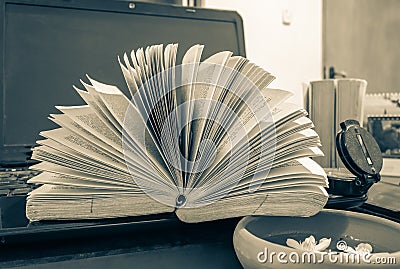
left=335, top=79, right=367, bottom=167
left=309, top=80, right=336, bottom=168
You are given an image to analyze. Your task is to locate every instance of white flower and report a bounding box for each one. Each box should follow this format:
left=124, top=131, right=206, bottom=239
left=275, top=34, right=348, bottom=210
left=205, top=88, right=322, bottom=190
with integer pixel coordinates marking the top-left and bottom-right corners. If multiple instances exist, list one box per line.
left=286, top=235, right=332, bottom=252
left=345, top=243, right=373, bottom=255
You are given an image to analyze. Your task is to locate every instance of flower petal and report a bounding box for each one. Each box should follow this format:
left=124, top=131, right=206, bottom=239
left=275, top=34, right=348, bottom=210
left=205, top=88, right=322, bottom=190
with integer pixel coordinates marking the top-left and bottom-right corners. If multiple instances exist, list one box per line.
left=319, top=238, right=330, bottom=243
left=286, top=238, right=301, bottom=249
left=315, top=238, right=331, bottom=251
left=302, top=236, right=317, bottom=251
left=356, top=243, right=373, bottom=253
left=308, top=235, right=316, bottom=244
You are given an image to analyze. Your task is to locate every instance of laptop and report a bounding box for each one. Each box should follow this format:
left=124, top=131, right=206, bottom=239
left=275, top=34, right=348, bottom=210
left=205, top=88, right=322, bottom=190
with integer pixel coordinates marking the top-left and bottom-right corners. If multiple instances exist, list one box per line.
left=0, top=0, right=246, bottom=242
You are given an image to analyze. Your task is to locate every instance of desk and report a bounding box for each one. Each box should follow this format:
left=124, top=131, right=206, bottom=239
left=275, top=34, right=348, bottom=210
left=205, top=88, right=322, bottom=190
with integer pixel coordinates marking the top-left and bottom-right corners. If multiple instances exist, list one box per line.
left=0, top=218, right=243, bottom=269
left=367, top=176, right=400, bottom=212
left=356, top=176, right=400, bottom=222
left=1, top=178, right=398, bottom=269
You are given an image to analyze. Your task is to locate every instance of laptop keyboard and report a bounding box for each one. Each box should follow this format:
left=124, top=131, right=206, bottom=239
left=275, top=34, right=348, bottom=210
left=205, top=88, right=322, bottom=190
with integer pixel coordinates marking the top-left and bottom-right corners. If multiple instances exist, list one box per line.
left=0, top=169, right=40, bottom=197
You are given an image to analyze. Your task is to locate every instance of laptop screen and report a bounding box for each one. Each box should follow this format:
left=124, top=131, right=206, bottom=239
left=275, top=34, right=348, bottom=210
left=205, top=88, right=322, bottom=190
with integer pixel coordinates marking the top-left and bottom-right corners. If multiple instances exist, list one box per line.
left=0, top=0, right=245, bottom=165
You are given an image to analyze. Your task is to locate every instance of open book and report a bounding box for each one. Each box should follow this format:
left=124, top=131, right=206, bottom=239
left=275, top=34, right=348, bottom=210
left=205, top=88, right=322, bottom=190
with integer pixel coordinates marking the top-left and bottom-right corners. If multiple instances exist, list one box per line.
left=26, top=44, right=328, bottom=223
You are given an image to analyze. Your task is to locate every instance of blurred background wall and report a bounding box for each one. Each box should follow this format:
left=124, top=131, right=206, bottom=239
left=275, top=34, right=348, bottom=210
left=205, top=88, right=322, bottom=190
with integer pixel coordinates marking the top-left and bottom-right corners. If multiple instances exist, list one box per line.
left=324, top=0, right=400, bottom=93
left=205, top=0, right=323, bottom=106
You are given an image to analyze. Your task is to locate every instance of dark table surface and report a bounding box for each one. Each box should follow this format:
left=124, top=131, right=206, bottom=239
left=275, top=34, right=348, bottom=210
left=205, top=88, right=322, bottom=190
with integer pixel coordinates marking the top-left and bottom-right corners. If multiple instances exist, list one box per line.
left=366, top=176, right=399, bottom=212
left=0, top=176, right=398, bottom=269
left=0, top=216, right=243, bottom=269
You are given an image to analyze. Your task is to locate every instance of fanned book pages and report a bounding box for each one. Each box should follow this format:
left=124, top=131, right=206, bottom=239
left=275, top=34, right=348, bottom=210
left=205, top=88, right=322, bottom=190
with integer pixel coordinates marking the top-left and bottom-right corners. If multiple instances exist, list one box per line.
left=26, top=44, right=329, bottom=223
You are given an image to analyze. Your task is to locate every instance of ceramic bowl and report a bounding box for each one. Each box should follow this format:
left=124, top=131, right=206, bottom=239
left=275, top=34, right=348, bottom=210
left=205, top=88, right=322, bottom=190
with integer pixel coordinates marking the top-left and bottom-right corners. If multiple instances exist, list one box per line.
left=233, top=209, right=400, bottom=268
